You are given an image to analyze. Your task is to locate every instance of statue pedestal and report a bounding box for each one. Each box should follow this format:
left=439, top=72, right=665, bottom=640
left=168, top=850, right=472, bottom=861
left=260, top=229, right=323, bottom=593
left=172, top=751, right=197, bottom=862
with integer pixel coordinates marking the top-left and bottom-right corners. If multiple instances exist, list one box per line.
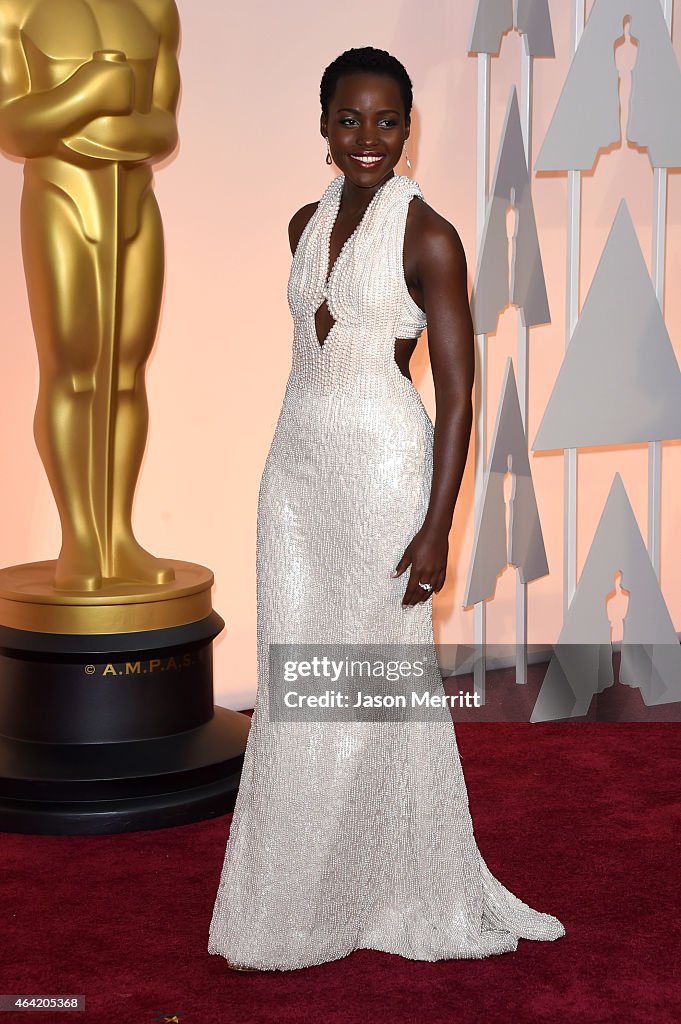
left=0, top=560, right=250, bottom=834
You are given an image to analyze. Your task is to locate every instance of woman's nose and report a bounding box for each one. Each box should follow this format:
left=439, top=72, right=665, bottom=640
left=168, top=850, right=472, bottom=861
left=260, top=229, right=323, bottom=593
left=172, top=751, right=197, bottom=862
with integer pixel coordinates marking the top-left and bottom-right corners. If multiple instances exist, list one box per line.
left=355, top=130, right=379, bottom=147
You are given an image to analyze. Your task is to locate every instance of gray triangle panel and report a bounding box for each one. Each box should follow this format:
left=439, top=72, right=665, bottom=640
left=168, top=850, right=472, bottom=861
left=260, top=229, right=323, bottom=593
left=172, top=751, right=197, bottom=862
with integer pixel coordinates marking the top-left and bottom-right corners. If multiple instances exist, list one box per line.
left=464, top=360, right=548, bottom=606
left=469, top=0, right=554, bottom=55
left=471, top=90, right=550, bottom=334
left=532, top=202, right=681, bottom=451
left=536, top=0, right=681, bottom=171
left=468, top=0, right=514, bottom=54
left=517, top=0, right=555, bottom=57
left=531, top=474, right=681, bottom=721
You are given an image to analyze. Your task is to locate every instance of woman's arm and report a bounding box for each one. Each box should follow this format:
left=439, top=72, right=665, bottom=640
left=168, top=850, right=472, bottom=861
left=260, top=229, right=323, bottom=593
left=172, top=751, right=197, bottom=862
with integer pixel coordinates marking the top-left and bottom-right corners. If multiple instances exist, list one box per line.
left=393, top=202, right=475, bottom=607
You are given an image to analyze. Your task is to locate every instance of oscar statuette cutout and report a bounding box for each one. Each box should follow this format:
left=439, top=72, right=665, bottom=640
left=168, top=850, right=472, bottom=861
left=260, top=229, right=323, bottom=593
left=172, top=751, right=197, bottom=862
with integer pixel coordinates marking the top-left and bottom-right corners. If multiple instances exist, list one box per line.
left=0, top=1, right=249, bottom=833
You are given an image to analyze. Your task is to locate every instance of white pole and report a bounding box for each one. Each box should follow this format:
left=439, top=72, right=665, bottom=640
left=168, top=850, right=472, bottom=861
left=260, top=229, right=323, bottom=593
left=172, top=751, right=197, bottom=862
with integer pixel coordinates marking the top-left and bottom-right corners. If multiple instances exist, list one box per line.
left=474, top=52, right=490, bottom=704
left=564, top=1, right=585, bottom=615
left=516, top=33, right=532, bottom=685
left=648, top=0, right=673, bottom=576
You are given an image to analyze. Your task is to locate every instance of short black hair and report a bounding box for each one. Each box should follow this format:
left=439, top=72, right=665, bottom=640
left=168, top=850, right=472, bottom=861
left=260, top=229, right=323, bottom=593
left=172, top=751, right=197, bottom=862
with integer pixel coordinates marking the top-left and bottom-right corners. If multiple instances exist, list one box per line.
left=320, top=46, right=413, bottom=123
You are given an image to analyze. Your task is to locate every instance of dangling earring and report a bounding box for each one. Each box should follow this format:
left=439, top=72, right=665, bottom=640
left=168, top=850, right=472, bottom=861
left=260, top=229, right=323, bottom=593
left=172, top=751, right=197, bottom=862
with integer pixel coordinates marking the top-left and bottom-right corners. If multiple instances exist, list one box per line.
left=404, top=146, right=412, bottom=171
left=325, top=137, right=332, bottom=166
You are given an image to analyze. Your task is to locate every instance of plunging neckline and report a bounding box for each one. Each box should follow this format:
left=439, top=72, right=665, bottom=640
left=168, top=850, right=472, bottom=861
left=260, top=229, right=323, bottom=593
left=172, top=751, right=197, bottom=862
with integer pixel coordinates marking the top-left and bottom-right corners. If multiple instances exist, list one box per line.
left=315, top=173, right=397, bottom=349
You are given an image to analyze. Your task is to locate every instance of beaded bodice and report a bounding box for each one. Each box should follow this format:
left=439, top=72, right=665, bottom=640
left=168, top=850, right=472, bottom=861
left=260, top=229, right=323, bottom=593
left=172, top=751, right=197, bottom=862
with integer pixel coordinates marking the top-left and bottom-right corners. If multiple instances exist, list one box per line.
left=286, top=173, right=428, bottom=398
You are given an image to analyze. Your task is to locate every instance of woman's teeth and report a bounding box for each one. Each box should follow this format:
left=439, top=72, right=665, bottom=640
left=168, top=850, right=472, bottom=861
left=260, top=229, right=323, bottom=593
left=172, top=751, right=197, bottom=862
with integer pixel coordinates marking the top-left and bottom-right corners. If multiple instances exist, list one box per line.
left=349, top=154, right=383, bottom=166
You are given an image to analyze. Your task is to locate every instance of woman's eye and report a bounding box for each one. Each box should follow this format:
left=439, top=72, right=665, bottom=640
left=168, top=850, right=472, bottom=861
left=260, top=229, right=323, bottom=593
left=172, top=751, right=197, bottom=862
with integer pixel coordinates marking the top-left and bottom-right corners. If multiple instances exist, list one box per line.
left=339, top=118, right=398, bottom=128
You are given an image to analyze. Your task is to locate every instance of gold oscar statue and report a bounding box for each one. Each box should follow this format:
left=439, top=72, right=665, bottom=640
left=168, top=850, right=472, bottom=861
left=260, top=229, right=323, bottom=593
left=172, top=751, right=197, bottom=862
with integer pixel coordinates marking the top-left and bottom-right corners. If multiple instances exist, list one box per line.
left=0, top=1, right=249, bottom=836
left=0, top=0, right=213, bottom=632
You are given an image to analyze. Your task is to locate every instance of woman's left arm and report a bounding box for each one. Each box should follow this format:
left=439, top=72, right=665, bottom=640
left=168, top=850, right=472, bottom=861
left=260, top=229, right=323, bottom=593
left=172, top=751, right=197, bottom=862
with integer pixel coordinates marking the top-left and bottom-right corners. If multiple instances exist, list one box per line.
left=393, top=213, right=475, bottom=607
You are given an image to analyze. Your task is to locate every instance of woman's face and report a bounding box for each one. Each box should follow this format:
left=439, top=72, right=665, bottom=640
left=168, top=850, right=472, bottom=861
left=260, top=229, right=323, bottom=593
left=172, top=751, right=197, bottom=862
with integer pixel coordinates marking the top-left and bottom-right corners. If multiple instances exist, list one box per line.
left=321, top=72, right=410, bottom=186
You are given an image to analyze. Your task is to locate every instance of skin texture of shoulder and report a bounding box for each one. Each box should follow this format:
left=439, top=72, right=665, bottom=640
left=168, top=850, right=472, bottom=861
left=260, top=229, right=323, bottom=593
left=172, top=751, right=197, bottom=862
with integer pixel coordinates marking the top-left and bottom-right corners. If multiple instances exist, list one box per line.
left=288, top=201, right=319, bottom=257
left=403, top=195, right=468, bottom=313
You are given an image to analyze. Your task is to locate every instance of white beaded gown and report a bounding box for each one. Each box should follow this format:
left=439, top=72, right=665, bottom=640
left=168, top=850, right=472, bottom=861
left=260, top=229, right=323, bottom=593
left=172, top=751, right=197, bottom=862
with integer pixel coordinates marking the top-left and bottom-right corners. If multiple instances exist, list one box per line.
left=208, top=172, right=565, bottom=970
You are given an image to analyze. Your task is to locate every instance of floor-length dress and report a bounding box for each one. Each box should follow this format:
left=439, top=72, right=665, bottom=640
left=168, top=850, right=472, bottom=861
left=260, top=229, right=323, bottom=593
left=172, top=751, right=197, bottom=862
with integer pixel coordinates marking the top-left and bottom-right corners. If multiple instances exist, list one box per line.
left=208, top=172, right=565, bottom=970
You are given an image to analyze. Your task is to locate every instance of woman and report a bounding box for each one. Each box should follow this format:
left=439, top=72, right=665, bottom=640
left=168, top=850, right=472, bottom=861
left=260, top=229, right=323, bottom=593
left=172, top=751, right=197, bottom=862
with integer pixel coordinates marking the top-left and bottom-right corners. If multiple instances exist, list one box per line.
left=208, top=46, right=565, bottom=971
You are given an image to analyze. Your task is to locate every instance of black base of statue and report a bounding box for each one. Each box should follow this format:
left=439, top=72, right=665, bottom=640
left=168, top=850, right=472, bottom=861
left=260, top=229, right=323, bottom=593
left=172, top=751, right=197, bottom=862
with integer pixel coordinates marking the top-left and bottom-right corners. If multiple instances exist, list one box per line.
left=0, top=612, right=251, bottom=834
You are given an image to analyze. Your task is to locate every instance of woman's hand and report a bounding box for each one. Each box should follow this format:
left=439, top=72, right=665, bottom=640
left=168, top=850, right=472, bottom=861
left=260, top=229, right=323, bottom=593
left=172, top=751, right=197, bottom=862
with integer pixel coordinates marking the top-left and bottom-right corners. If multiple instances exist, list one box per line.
left=392, top=525, right=449, bottom=606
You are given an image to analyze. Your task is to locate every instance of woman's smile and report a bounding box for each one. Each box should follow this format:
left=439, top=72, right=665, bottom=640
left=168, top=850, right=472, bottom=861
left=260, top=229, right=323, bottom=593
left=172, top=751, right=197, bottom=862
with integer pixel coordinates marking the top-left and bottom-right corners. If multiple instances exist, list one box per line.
left=348, top=152, right=385, bottom=168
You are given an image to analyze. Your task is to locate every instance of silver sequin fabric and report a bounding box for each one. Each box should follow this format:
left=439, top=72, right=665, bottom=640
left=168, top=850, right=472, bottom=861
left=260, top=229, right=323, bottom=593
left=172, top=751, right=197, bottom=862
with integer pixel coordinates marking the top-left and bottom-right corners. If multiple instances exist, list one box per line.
left=207, top=173, right=565, bottom=970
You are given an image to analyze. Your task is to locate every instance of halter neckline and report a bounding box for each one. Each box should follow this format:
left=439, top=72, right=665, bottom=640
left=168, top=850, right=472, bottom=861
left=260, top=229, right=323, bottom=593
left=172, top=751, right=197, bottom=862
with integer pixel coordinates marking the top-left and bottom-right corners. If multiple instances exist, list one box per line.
left=321, top=173, right=399, bottom=293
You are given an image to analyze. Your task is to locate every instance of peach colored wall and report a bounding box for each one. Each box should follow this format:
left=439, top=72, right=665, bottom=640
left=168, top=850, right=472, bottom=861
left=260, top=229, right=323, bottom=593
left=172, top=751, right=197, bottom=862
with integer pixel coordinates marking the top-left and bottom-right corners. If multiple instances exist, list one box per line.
left=1, top=1, right=680, bottom=709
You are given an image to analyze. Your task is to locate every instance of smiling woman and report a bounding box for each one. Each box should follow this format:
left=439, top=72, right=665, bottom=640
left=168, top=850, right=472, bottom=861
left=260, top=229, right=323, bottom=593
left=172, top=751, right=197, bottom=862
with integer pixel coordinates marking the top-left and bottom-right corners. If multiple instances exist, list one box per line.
left=207, top=45, right=565, bottom=972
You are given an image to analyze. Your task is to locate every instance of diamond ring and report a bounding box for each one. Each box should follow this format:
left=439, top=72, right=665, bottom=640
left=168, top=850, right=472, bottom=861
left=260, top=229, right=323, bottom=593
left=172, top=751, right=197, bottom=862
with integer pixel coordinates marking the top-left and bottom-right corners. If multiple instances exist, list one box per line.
left=418, top=582, right=433, bottom=591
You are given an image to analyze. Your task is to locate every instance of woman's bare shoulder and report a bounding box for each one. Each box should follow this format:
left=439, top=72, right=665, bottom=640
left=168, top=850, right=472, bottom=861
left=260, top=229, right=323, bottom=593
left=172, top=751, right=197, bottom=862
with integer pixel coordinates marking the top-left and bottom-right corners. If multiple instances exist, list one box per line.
left=288, top=201, right=320, bottom=256
left=407, top=195, right=467, bottom=268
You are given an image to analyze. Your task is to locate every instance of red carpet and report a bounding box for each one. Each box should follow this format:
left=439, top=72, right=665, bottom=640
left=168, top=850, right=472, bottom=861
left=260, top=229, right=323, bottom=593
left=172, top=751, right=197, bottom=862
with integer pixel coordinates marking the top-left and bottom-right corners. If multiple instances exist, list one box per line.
left=1, top=720, right=679, bottom=1024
